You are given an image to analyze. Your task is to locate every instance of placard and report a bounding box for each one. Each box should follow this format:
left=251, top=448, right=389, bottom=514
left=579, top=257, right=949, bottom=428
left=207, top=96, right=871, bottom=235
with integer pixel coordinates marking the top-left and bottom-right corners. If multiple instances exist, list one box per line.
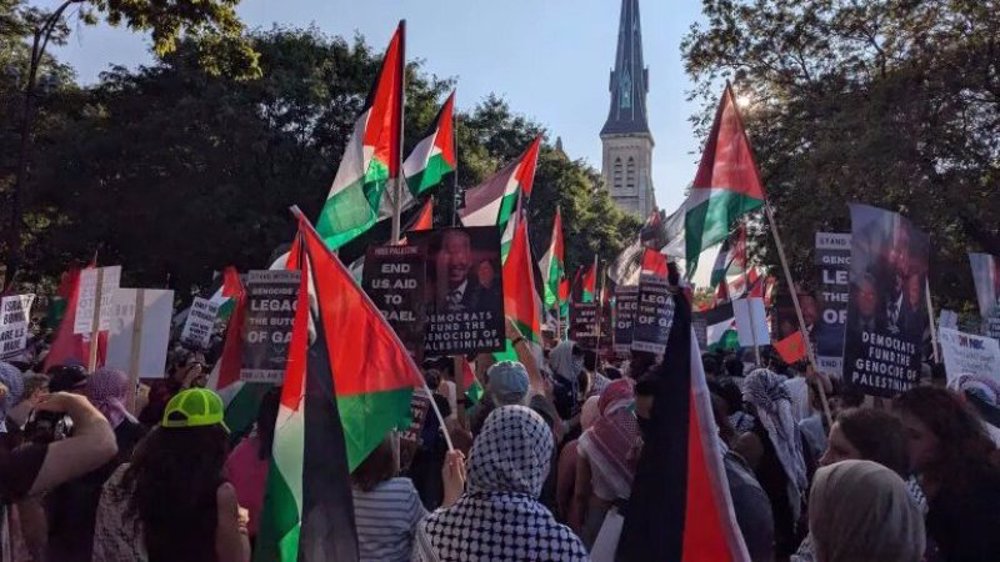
left=815, top=232, right=851, bottom=375
left=74, top=266, right=122, bottom=334
left=939, top=328, right=1000, bottom=386
left=969, top=253, right=1000, bottom=340
left=180, top=297, right=220, bottom=350
left=631, top=273, right=675, bottom=354
left=571, top=302, right=599, bottom=349
left=409, top=227, right=505, bottom=356
left=106, top=289, right=174, bottom=378
left=844, top=204, right=930, bottom=397
left=0, top=294, right=34, bottom=359
left=733, top=298, right=770, bottom=347
left=241, top=270, right=300, bottom=383
left=939, top=309, right=959, bottom=331
left=613, top=286, right=638, bottom=353
left=362, top=244, right=427, bottom=357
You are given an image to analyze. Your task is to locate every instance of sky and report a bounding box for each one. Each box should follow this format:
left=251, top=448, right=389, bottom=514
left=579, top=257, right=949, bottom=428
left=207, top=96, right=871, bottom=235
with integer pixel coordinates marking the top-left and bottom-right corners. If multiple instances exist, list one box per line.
left=50, top=0, right=707, bottom=214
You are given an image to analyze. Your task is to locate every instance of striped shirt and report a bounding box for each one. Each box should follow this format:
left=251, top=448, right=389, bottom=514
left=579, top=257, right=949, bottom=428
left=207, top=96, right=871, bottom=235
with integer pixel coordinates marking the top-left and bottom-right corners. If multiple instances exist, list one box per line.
left=353, top=477, right=427, bottom=562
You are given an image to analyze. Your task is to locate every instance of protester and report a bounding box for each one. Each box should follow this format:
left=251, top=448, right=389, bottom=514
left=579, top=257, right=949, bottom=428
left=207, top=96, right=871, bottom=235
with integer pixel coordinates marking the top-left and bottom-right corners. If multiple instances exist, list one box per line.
left=582, top=349, right=610, bottom=398
left=734, top=368, right=809, bottom=558
left=894, top=386, right=1000, bottom=562
left=45, top=363, right=87, bottom=394
left=138, top=353, right=206, bottom=425
left=573, top=378, right=640, bottom=546
left=470, top=361, right=531, bottom=434
left=92, top=388, right=249, bottom=562
left=46, top=368, right=147, bottom=562
left=414, top=405, right=588, bottom=562
left=809, top=460, right=925, bottom=562
left=224, top=387, right=280, bottom=543
left=549, top=340, right=586, bottom=420
left=556, top=396, right=598, bottom=523
left=352, top=434, right=430, bottom=562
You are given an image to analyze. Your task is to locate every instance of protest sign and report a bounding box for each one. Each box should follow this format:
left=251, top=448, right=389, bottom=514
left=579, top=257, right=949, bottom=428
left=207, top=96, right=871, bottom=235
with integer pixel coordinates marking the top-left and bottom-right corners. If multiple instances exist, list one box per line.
left=0, top=294, right=35, bottom=359
left=398, top=387, right=432, bottom=470
left=815, top=232, right=851, bottom=375
left=939, top=328, right=1000, bottom=386
left=241, top=270, right=300, bottom=383
left=631, top=273, right=675, bottom=354
left=613, top=286, right=638, bottom=353
left=74, top=266, right=122, bottom=334
left=179, top=297, right=220, bottom=350
left=969, top=253, right=1000, bottom=340
left=844, top=204, right=930, bottom=397
left=106, top=289, right=174, bottom=379
left=733, top=298, right=770, bottom=348
left=362, top=244, right=427, bottom=357
left=693, top=315, right=708, bottom=350
left=939, top=309, right=959, bottom=331
left=571, top=302, right=599, bottom=349
left=409, top=227, right=504, bottom=356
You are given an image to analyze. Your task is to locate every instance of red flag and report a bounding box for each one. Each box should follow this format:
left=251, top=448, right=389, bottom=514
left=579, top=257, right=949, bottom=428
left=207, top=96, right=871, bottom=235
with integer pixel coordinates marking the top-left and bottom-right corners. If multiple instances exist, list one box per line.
left=209, top=268, right=247, bottom=393
left=410, top=198, right=434, bottom=232
left=774, top=330, right=807, bottom=364
left=43, top=267, right=107, bottom=371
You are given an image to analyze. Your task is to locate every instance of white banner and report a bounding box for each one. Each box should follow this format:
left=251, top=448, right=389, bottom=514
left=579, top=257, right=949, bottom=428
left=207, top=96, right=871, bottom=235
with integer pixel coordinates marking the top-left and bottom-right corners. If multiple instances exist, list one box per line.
left=73, top=266, right=122, bottom=334
left=939, top=327, right=1000, bottom=386
left=106, top=289, right=174, bottom=379
left=0, top=294, right=35, bottom=359
left=733, top=297, right=770, bottom=347
left=180, top=297, right=219, bottom=350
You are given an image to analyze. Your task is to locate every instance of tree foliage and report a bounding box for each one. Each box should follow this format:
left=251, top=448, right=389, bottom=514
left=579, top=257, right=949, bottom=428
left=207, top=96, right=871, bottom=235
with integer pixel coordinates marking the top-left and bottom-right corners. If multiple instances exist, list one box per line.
left=8, top=27, right=637, bottom=294
left=683, top=0, right=1000, bottom=308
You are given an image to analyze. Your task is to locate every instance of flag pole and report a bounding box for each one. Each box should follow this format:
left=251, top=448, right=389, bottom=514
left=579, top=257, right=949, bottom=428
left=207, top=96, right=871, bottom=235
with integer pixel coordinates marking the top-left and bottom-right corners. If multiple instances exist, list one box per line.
left=595, top=259, right=604, bottom=354
left=390, top=19, right=407, bottom=244
left=765, top=203, right=832, bottom=426
left=87, top=267, right=105, bottom=372
left=451, top=92, right=460, bottom=227
left=288, top=204, right=455, bottom=453
left=925, top=278, right=940, bottom=363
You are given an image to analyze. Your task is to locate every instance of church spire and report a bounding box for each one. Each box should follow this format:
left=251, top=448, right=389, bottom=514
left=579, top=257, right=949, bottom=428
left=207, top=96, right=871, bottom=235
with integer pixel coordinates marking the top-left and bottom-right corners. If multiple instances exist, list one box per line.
left=601, top=0, right=650, bottom=136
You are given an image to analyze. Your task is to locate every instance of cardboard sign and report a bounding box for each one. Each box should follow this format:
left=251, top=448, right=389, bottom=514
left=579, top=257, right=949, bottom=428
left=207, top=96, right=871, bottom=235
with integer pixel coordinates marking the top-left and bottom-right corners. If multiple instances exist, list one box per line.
left=733, top=298, right=770, bottom=347
left=409, top=227, right=505, bottom=356
left=74, top=266, right=122, bottom=334
left=939, top=309, right=959, bottom=331
left=939, top=328, right=1000, bottom=385
left=571, top=302, right=599, bottom=349
left=0, top=294, right=35, bottom=359
left=241, top=270, right=300, bottom=383
left=613, top=286, right=639, bottom=353
left=844, top=205, right=930, bottom=397
left=106, top=289, right=174, bottom=378
left=362, top=244, right=427, bottom=357
left=180, top=297, right=220, bottom=350
left=631, top=273, right=675, bottom=354
left=815, top=232, right=851, bottom=375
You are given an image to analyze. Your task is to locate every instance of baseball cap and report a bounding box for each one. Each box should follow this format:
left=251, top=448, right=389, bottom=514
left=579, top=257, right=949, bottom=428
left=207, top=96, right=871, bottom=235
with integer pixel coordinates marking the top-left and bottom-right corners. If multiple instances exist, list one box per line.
left=487, top=361, right=530, bottom=406
left=47, top=364, right=88, bottom=393
left=161, top=388, right=227, bottom=430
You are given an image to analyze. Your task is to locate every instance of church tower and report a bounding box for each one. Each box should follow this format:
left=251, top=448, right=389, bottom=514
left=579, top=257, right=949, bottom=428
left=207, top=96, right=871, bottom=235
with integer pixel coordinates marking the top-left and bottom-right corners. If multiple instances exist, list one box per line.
left=601, top=0, right=656, bottom=217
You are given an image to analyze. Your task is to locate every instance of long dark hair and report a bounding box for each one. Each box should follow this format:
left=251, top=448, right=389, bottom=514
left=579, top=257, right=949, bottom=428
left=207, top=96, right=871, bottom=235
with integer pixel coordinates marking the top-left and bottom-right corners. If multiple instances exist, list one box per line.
left=125, top=425, right=230, bottom=562
left=894, top=387, right=999, bottom=492
left=836, top=407, right=909, bottom=476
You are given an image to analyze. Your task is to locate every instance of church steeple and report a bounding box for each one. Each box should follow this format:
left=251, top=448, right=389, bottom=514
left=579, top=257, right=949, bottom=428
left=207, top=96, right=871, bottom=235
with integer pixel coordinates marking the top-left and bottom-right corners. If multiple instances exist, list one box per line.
left=601, top=0, right=650, bottom=137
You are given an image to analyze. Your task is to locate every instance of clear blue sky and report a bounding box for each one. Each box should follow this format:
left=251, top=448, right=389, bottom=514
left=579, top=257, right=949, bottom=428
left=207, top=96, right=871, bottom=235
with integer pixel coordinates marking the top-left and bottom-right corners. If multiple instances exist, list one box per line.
left=51, top=0, right=706, bottom=213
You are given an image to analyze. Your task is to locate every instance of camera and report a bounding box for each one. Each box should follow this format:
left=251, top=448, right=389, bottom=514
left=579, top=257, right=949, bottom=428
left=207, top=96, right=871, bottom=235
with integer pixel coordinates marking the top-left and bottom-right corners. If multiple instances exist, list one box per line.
left=22, top=409, right=73, bottom=444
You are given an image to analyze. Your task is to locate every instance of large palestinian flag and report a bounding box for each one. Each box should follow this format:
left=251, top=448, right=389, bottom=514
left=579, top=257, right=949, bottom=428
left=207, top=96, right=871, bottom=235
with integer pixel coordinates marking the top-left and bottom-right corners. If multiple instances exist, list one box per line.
left=581, top=258, right=598, bottom=303
left=316, top=22, right=404, bottom=250
left=540, top=207, right=567, bottom=313
left=684, top=84, right=766, bottom=277
left=618, top=290, right=750, bottom=562
left=255, top=212, right=425, bottom=562
left=404, top=91, right=456, bottom=195
left=496, top=210, right=544, bottom=362
left=42, top=265, right=108, bottom=371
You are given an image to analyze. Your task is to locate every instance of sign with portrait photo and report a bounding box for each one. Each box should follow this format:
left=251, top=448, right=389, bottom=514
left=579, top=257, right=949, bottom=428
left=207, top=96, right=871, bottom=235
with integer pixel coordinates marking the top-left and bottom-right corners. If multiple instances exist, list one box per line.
left=409, top=227, right=505, bottom=356
left=843, top=204, right=930, bottom=397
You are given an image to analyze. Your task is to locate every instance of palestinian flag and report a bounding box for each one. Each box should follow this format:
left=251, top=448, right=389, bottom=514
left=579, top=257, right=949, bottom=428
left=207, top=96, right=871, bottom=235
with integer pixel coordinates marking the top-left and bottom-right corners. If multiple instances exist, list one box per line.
left=696, top=302, right=740, bottom=352
left=710, top=223, right=748, bottom=289
left=317, top=22, right=404, bottom=251
left=684, top=84, right=766, bottom=277
left=42, top=266, right=108, bottom=371
left=581, top=259, right=598, bottom=303
left=609, top=207, right=684, bottom=287
left=460, top=136, right=542, bottom=258
left=410, top=198, right=434, bottom=231
left=540, top=207, right=566, bottom=310
left=256, top=212, right=425, bottom=562
left=404, top=91, right=456, bottom=195
left=618, top=290, right=750, bottom=562
left=496, top=210, right=544, bottom=362
left=461, top=359, right=485, bottom=404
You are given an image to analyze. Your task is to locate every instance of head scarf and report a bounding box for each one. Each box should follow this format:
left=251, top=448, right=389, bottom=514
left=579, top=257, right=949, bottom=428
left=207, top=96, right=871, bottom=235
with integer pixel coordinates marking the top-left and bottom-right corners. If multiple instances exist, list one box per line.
left=0, top=362, right=25, bottom=432
left=576, top=378, right=640, bottom=501
left=810, top=460, right=925, bottom=562
left=416, top=406, right=588, bottom=562
left=548, top=340, right=581, bottom=383
left=743, top=368, right=809, bottom=522
left=86, top=367, right=136, bottom=428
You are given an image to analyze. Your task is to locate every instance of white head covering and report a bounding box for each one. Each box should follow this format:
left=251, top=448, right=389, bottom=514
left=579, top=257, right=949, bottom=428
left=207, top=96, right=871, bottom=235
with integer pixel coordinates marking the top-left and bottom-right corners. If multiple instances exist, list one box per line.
left=810, top=460, right=925, bottom=562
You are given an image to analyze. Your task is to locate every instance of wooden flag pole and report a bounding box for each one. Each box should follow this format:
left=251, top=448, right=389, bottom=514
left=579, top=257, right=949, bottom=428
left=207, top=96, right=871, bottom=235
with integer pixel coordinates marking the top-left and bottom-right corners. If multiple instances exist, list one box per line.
left=765, top=203, right=833, bottom=426
left=87, top=267, right=105, bottom=372
left=126, top=289, right=145, bottom=413
left=451, top=92, right=460, bottom=227
left=390, top=19, right=407, bottom=245
left=453, top=356, right=467, bottom=430
left=925, top=278, right=940, bottom=363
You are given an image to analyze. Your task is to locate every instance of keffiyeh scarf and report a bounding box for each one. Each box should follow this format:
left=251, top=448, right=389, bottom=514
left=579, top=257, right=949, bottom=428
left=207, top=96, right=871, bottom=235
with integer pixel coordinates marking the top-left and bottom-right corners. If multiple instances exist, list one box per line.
left=416, top=406, right=587, bottom=562
left=577, top=378, right=640, bottom=501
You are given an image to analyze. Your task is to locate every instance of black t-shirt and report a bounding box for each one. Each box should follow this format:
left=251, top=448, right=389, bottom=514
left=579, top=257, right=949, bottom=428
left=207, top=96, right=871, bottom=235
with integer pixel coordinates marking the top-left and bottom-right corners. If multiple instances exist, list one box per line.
left=0, top=442, right=48, bottom=502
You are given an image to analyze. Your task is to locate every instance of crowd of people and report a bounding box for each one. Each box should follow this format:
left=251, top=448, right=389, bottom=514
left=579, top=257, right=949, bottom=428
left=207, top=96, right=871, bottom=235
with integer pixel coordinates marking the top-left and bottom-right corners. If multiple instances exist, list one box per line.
left=0, top=313, right=999, bottom=562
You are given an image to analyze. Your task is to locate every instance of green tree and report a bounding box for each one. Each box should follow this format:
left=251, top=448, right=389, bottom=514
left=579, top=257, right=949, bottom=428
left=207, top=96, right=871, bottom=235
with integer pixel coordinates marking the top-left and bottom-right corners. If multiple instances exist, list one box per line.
left=683, top=0, right=1000, bottom=309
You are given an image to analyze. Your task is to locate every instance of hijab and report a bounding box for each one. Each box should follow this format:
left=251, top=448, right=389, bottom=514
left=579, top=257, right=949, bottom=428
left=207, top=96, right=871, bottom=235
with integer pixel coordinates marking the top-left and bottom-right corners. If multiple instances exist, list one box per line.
left=743, top=368, right=808, bottom=522
left=577, top=378, right=641, bottom=500
left=548, top=341, right=582, bottom=383
left=86, top=367, right=137, bottom=428
left=416, top=406, right=587, bottom=562
left=0, top=362, right=24, bottom=432
left=810, top=460, right=925, bottom=562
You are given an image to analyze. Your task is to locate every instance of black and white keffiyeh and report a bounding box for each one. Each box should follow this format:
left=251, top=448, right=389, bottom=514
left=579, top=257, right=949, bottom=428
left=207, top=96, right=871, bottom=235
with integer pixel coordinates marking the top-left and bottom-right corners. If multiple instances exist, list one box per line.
left=415, top=405, right=588, bottom=562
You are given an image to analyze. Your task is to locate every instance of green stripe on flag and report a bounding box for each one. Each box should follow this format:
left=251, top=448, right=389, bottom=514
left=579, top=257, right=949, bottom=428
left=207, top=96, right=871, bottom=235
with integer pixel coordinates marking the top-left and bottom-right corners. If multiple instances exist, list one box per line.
left=255, top=458, right=302, bottom=562
left=685, top=190, right=762, bottom=275
left=337, top=387, right=414, bottom=471
left=316, top=161, right=390, bottom=250
left=406, top=153, right=454, bottom=195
